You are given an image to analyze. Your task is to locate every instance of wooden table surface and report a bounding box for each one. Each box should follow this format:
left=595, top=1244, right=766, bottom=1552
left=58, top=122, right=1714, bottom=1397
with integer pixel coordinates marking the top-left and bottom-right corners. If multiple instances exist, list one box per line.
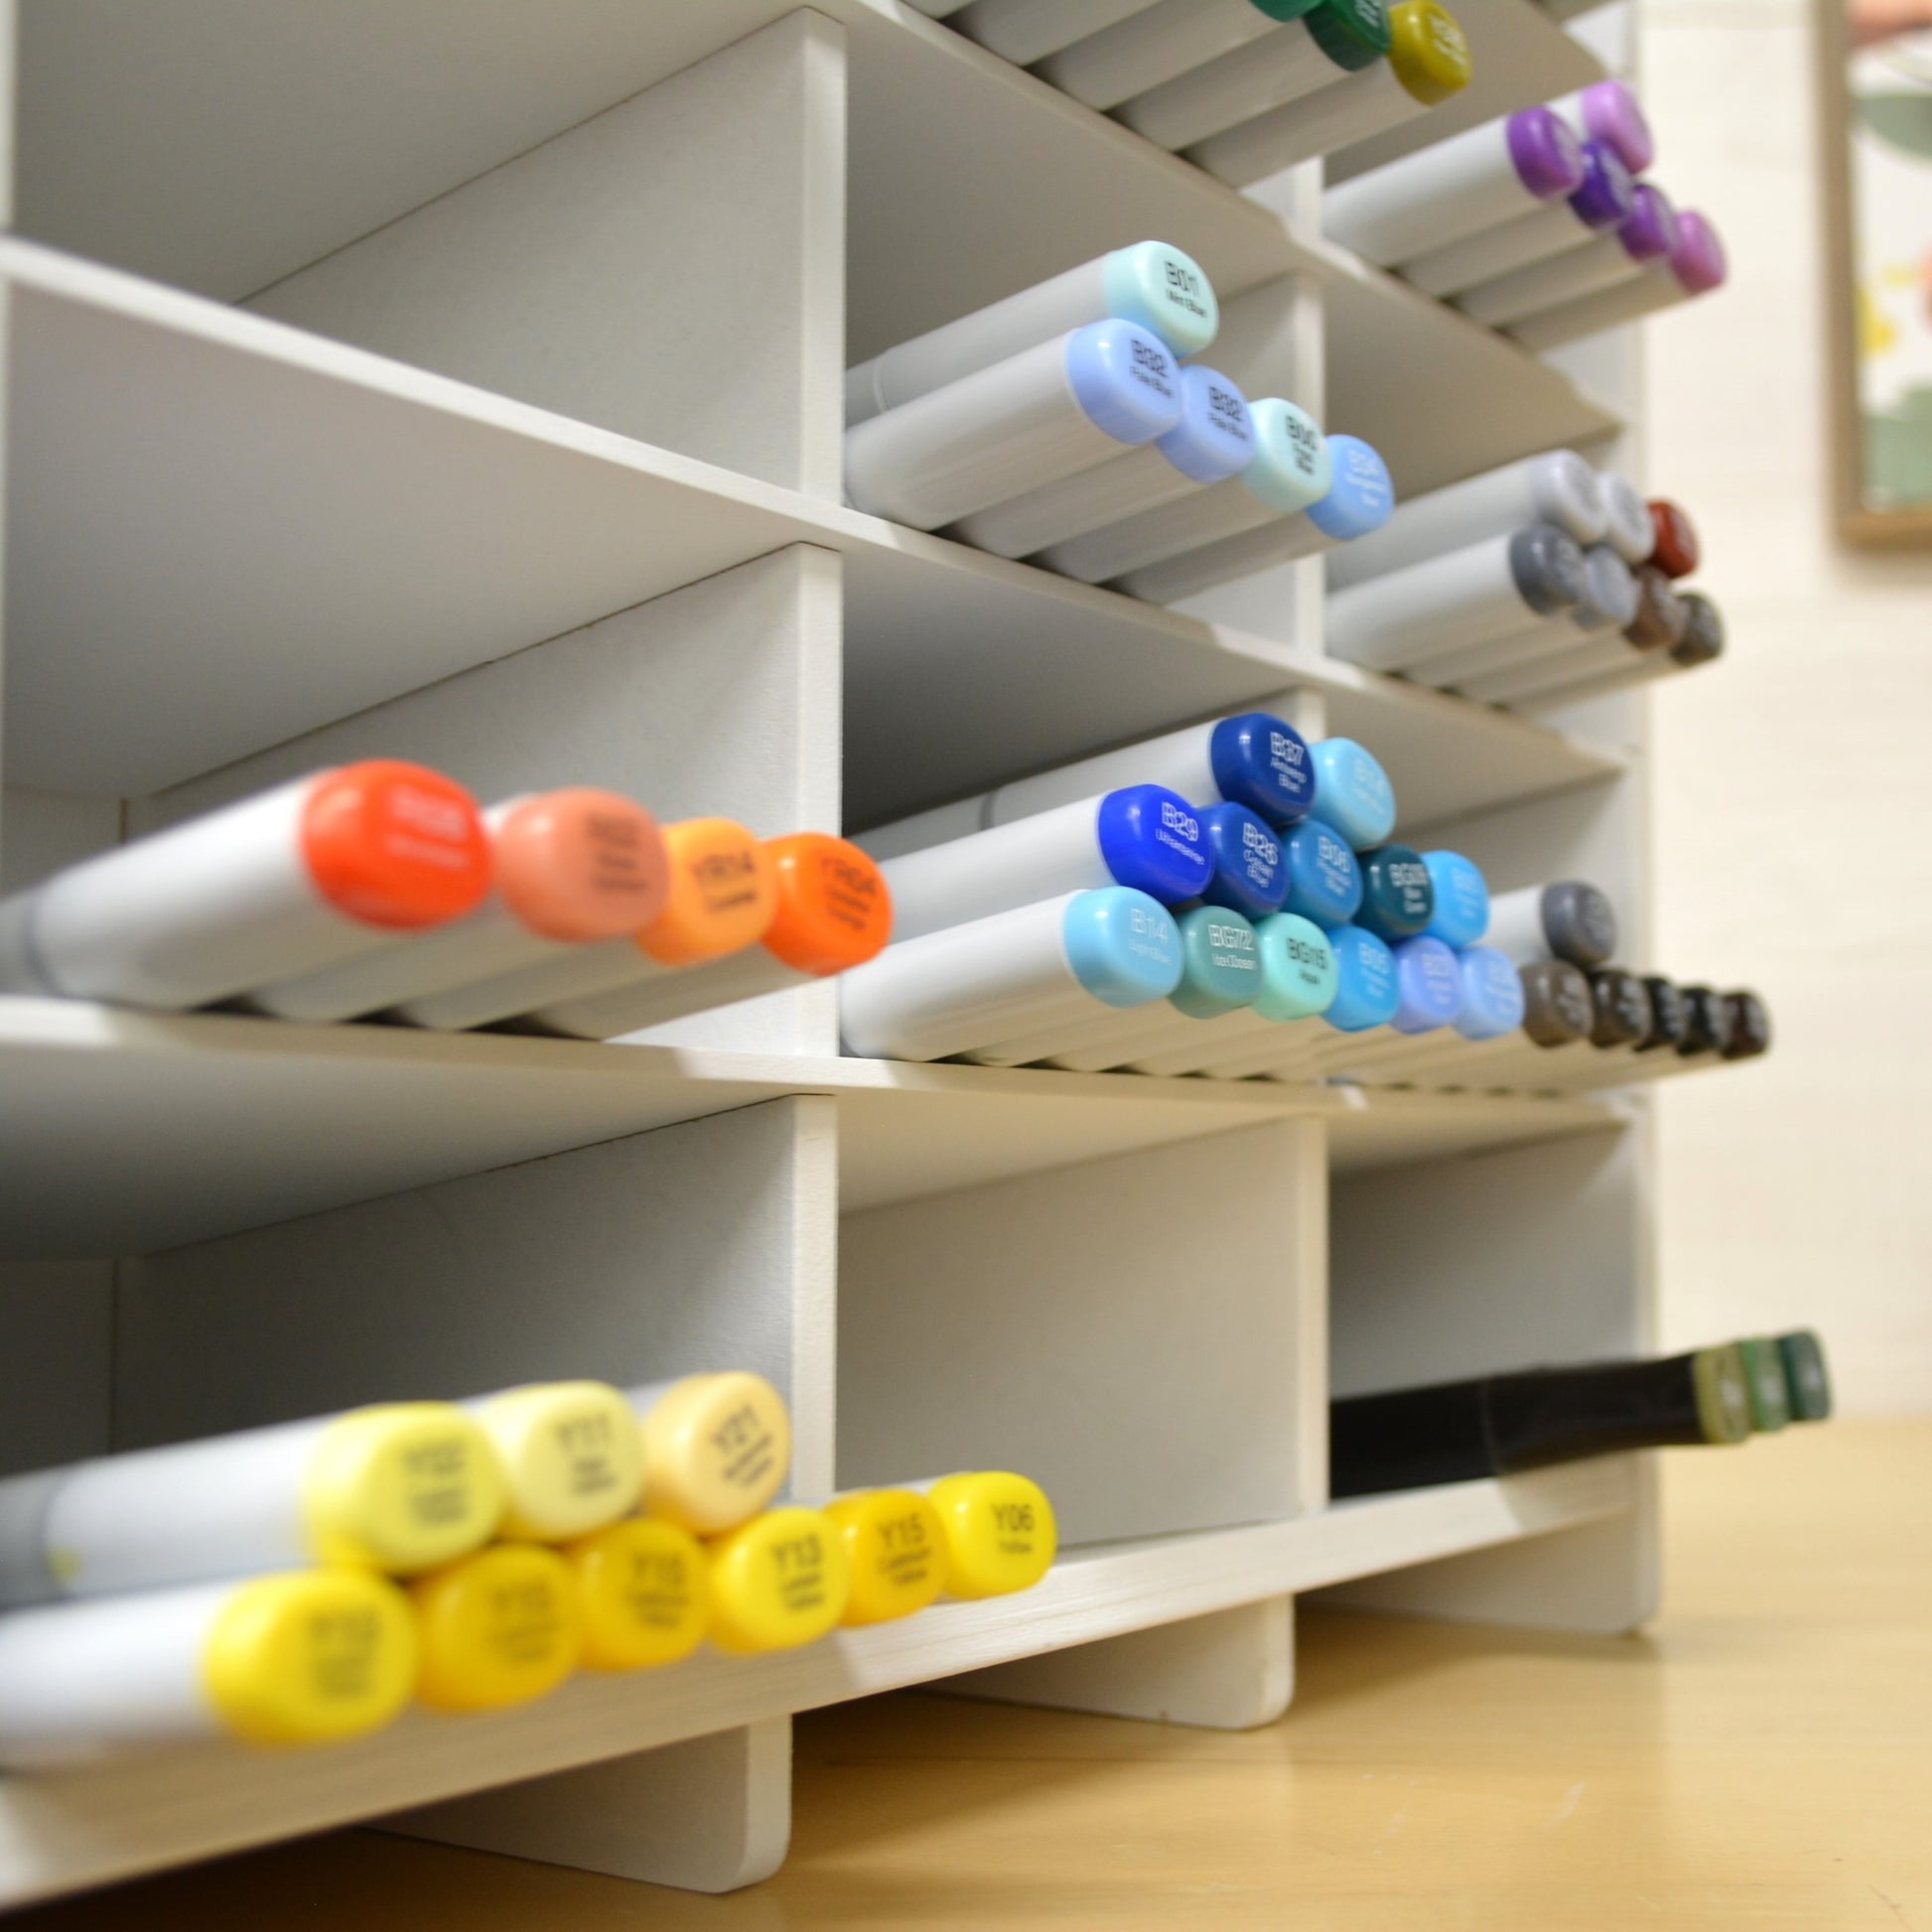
left=18, top=1420, right=1931, bottom=1931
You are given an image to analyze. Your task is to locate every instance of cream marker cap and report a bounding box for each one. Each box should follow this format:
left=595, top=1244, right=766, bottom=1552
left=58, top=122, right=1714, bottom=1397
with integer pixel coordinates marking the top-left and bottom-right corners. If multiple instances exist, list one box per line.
left=471, top=1382, right=645, bottom=1543
left=705, top=1506, right=850, bottom=1654
left=204, top=1570, right=418, bottom=1746
left=302, top=1404, right=507, bottom=1574
left=566, top=1518, right=709, bottom=1671
left=636, top=1373, right=792, bottom=1535
left=923, top=1472, right=1057, bottom=1598
left=411, top=1543, right=583, bottom=1712
left=825, top=1489, right=947, bottom=1626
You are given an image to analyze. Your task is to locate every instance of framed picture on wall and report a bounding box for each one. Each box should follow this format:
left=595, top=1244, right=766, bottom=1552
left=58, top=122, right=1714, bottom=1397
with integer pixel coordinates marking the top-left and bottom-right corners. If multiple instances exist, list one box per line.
left=1821, top=0, right=1932, bottom=540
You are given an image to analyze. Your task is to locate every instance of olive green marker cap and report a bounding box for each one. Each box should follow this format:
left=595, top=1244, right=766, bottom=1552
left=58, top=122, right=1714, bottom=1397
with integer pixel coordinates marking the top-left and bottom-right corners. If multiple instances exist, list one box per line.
left=1735, top=1337, right=1792, bottom=1433
left=1691, top=1344, right=1754, bottom=1446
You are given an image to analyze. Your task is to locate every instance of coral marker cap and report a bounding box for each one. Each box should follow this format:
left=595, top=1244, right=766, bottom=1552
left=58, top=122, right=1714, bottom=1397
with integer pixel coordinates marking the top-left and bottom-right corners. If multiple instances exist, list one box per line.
left=299, top=760, right=492, bottom=928
left=1648, top=499, right=1701, bottom=578
left=493, top=790, right=670, bottom=943
left=635, top=818, right=778, bottom=967
left=1387, top=0, right=1472, bottom=107
left=759, top=834, right=894, bottom=975
left=566, top=1517, right=709, bottom=1671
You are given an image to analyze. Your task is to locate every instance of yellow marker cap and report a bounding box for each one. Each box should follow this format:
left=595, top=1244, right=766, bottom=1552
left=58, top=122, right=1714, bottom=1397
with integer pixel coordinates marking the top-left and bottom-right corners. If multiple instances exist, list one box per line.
left=637, top=1373, right=791, bottom=1536
left=203, top=1569, right=418, bottom=1747
left=410, top=1543, right=583, bottom=1712
left=566, top=1517, right=710, bottom=1671
left=1387, top=0, right=1472, bottom=106
left=302, top=1403, right=507, bottom=1575
left=924, top=1472, right=1057, bottom=1599
left=705, top=1506, right=849, bottom=1654
left=473, top=1382, right=644, bottom=1542
left=825, top=1489, right=946, bottom=1627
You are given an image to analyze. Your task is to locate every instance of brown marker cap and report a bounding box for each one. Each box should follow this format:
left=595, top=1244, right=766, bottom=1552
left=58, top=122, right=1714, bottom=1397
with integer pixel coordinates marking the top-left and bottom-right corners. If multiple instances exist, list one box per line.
left=1520, top=958, right=1593, bottom=1046
left=1648, top=499, right=1700, bottom=578
left=1623, top=567, right=1690, bottom=651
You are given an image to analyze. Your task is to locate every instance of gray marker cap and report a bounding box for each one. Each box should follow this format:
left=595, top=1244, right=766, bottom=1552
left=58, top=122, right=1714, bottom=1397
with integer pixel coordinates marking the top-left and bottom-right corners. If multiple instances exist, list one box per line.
left=1573, top=545, right=1640, bottom=632
left=1539, top=881, right=1617, bottom=967
left=1508, top=523, right=1588, bottom=617
left=1520, top=958, right=1593, bottom=1045
left=1673, top=593, right=1725, bottom=667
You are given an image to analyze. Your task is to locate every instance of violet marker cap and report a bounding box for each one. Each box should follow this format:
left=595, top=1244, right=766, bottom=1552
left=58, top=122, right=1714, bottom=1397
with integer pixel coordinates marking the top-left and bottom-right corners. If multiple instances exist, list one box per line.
left=1574, top=79, right=1655, bottom=176
left=1570, top=139, right=1636, bottom=231
left=1668, top=210, right=1727, bottom=295
left=1506, top=107, right=1587, bottom=204
left=1619, top=185, right=1682, bottom=265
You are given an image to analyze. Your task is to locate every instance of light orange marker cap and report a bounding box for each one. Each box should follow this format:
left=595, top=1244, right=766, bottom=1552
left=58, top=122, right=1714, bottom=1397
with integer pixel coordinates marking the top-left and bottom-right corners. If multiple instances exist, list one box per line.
left=635, top=818, right=778, bottom=968
left=300, top=760, right=493, bottom=929
left=760, top=834, right=895, bottom=976
left=492, top=790, right=671, bottom=944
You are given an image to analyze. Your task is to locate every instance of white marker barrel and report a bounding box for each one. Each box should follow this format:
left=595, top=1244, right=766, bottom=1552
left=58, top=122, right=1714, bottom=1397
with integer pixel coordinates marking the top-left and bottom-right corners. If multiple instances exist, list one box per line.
left=1467, top=627, right=1657, bottom=707
left=1325, top=449, right=1603, bottom=592
left=1508, top=211, right=1726, bottom=349
left=1484, top=881, right=1618, bottom=969
left=1451, top=547, right=1640, bottom=699
left=1038, top=0, right=1301, bottom=110
left=0, top=762, right=492, bottom=1012
left=952, top=0, right=1164, bottom=67
left=904, top=0, right=973, bottom=13
left=1412, top=608, right=1589, bottom=689
left=1456, top=219, right=1663, bottom=328
left=1597, top=473, right=1656, bottom=563
left=1323, top=105, right=1585, bottom=266
left=1517, top=595, right=1725, bottom=712
left=844, top=239, right=1216, bottom=425
left=844, top=321, right=1183, bottom=529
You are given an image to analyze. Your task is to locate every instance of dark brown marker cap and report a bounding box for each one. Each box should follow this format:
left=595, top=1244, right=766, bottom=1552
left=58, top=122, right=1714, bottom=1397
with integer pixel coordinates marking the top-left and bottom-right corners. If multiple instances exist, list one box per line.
left=1677, top=984, right=1735, bottom=1057
left=1623, top=566, right=1690, bottom=650
left=1521, top=958, right=1593, bottom=1045
left=1637, top=974, right=1687, bottom=1051
left=1720, top=989, right=1771, bottom=1059
left=1587, top=966, right=1650, bottom=1046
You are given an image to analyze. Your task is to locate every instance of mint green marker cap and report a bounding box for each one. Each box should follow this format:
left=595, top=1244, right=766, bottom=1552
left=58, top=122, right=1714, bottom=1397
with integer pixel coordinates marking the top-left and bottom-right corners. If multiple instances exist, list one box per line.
left=1251, top=911, right=1340, bottom=1022
left=1242, top=398, right=1333, bottom=514
left=1169, top=906, right=1265, bottom=1019
left=1735, top=1337, right=1793, bottom=1433
left=1102, top=242, right=1220, bottom=358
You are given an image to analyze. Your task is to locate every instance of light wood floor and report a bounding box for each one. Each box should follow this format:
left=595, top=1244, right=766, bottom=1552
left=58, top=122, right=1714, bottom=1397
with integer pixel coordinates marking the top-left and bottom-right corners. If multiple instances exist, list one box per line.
left=20, top=1421, right=1931, bottom=1930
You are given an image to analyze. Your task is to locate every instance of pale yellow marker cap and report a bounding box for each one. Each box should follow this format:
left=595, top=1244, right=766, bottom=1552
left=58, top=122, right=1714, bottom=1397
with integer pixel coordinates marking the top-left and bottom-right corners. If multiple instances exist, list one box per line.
left=705, top=1506, right=849, bottom=1655
left=473, top=1382, right=645, bottom=1542
left=637, top=1373, right=791, bottom=1536
left=825, top=1489, right=946, bottom=1627
left=410, top=1543, right=583, bottom=1712
left=203, top=1569, right=418, bottom=1747
left=302, top=1403, right=507, bottom=1575
left=566, top=1518, right=709, bottom=1672
left=924, top=1472, right=1057, bottom=1599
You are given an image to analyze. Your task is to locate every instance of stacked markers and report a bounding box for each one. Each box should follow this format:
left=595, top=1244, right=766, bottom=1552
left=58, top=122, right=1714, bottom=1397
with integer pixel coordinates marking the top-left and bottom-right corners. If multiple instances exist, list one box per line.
left=0, top=1371, right=1057, bottom=1767
left=1330, top=1330, right=1833, bottom=1500
left=0, top=763, right=894, bottom=1038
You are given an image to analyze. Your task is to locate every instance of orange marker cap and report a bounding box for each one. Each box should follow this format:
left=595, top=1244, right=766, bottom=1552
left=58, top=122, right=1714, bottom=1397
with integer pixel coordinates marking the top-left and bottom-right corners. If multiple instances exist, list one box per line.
left=300, top=760, right=493, bottom=929
left=635, top=818, right=778, bottom=967
left=1648, top=499, right=1700, bottom=579
left=760, top=834, right=895, bottom=977
left=493, top=790, right=671, bottom=943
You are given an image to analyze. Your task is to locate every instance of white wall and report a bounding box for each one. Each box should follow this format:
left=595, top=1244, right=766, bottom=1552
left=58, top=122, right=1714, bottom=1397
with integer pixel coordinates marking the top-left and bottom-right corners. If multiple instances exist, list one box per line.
left=1640, top=0, right=1932, bottom=1411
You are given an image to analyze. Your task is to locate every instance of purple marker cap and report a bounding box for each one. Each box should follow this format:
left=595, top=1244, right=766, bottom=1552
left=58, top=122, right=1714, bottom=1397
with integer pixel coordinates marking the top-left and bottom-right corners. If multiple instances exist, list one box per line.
left=1569, top=139, right=1635, bottom=231
left=1618, top=185, right=1682, bottom=264
left=1574, top=79, right=1655, bottom=176
left=1669, top=210, right=1727, bottom=294
left=1506, top=107, right=1587, bottom=203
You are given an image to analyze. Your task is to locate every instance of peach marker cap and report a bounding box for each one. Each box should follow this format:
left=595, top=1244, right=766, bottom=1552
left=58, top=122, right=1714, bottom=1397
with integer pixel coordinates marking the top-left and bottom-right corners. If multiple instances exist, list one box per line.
left=761, top=834, right=895, bottom=975
left=493, top=790, right=671, bottom=943
left=299, top=760, right=493, bottom=928
left=635, top=818, right=778, bottom=967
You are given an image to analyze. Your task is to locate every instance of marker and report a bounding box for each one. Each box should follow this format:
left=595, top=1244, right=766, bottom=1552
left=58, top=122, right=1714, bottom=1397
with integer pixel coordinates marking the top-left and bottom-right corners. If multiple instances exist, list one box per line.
left=1515, top=590, right=1725, bottom=713
left=1623, top=567, right=1690, bottom=651
left=1676, top=984, right=1736, bottom=1059
left=1509, top=209, right=1727, bottom=351
left=1038, top=0, right=1318, bottom=111
left=844, top=240, right=1216, bottom=425
left=1422, top=850, right=1489, bottom=948
left=1457, top=183, right=1682, bottom=329
left=839, top=889, right=1183, bottom=1061
left=1410, top=955, right=1592, bottom=1088
left=845, top=321, right=1183, bottom=530
left=1188, top=0, right=1471, bottom=190
left=1649, top=499, right=1701, bottom=578
left=1777, top=1331, right=1833, bottom=1423
left=1323, top=104, right=1586, bottom=266
left=1400, top=137, right=1636, bottom=300
left=245, top=790, right=670, bottom=1024
left=1329, top=1343, right=1755, bottom=1498
left=1326, top=450, right=1603, bottom=593
left=0, top=1571, right=418, bottom=1767
left=1597, top=474, right=1656, bottom=564
left=874, top=784, right=1210, bottom=944
left=1202, top=921, right=1395, bottom=1077
left=952, top=364, right=1255, bottom=559
left=1197, top=804, right=1291, bottom=917
left=915, top=1472, right=1057, bottom=1597
left=1111, top=433, right=1394, bottom=606
left=1548, top=79, right=1656, bottom=174
left=952, top=0, right=1175, bottom=69
left=1721, top=989, right=1773, bottom=1061
left=1735, top=1338, right=1793, bottom=1433
left=1484, top=881, right=1617, bottom=968
left=1320, top=940, right=1527, bottom=1079
left=512, top=834, right=892, bottom=1042
left=1354, top=842, right=1435, bottom=941
left=412, top=1543, right=583, bottom=1712
left=824, top=1488, right=949, bottom=1625
left=1450, top=546, right=1643, bottom=701
left=1586, top=966, right=1651, bottom=1048
left=1308, top=929, right=1460, bottom=1077
left=0, top=761, right=492, bottom=1012
left=0, top=1404, right=505, bottom=1608
left=1117, top=0, right=1393, bottom=154
left=1279, top=815, right=1365, bottom=926
left=394, top=817, right=777, bottom=1033
left=1325, top=524, right=1587, bottom=676
left=1310, top=741, right=1396, bottom=850
left=705, top=1506, right=850, bottom=1654
left=466, top=1381, right=646, bottom=1543
left=630, top=1372, right=792, bottom=1536
left=1636, top=974, right=1690, bottom=1052
left=565, top=1518, right=709, bottom=1671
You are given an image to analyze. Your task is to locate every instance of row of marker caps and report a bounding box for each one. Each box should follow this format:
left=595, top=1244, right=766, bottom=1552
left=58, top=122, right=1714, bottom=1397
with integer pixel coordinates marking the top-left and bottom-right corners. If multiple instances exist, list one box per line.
left=0, top=763, right=895, bottom=1035
left=0, top=1375, right=1056, bottom=1766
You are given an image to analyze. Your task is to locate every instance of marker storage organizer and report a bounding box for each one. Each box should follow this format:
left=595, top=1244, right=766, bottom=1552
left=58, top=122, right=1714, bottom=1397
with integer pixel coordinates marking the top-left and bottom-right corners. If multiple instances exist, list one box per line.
left=0, top=0, right=1716, bottom=1906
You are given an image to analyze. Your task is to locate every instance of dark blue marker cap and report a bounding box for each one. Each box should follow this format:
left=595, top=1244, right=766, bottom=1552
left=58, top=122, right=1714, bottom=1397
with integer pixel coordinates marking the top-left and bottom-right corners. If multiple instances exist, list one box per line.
left=1197, top=803, right=1290, bottom=918
left=1207, top=712, right=1316, bottom=825
left=1280, top=817, right=1364, bottom=928
left=1323, top=925, right=1401, bottom=1032
left=1095, top=784, right=1214, bottom=904
left=1355, top=843, right=1436, bottom=942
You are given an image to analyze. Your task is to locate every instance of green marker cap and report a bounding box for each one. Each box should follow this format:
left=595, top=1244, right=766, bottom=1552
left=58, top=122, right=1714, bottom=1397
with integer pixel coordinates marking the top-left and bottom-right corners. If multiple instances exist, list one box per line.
left=1168, top=906, right=1264, bottom=1019
left=1306, top=0, right=1394, bottom=71
left=1251, top=911, right=1340, bottom=1021
left=1249, top=0, right=1325, bottom=18
left=1777, top=1331, right=1833, bottom=1423
left=1735, top=1337, right=1793, bottom=1433
left=1102, top=242, right=1219, bottom=358
left=1691, top=1344, right=1755, bottom=1446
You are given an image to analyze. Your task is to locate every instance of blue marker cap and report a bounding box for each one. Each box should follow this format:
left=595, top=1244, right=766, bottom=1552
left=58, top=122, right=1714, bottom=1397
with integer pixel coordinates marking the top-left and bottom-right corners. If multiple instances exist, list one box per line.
left=1207, top=712, right=1317, bottom=825
left=1389, top=934, right=1462, bottom=1034
left=1062, top=889, right=1185, bottom=1008
left=1305, top=436, right=1395, bottom=542
left=1309, top=740, right=1396, bottom=850
left=1094, top=784, right=1215, bottom=903
left=1323, top=925, right=1400, bottom=1032
left=1280, top=817, right=1364, bottom=928
left=1169, top=906, right=1264, bottom=1019
left=1252, top=912, right=1340, bottom=1021
left=1422, top=851, right=1490, bottom=949
left=1064, top=320, right=1184, bottom=446
left=1159, top=366, right=1255, bottom=484
left=1197, top=803, right=1289, bottom=918
left=1355, top=843, right=1436, bottom=943
left=1240, top=398, right=1332, bottom=514
left=1453, top=944, right=1527, bottom=1040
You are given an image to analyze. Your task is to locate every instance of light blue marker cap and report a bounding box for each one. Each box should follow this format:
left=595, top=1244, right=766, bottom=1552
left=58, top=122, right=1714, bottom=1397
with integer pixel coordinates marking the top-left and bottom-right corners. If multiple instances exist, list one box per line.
left=1323, top=925, right=1400, bottom=1033
left=1159, top=367, right=1255, bottom=484
left=1306, top=436, right=1395, bottom=542
left=1169, top=906, right=1264, bottom=1019
left=1422, top=851, right=1490, bottom=950
left=1280, top=817, right=1363, bottom=928
left=1197, top=803, right=1289, bottom=919
left=1309, top=740, right=1396, bottom=851
left=1389, top=934, right=1462, bottom=1034
left=1095, top=784, right=1215, bottom=903
left=1101, top=241, right=1220, bottom=356
left=1453, top=944, right=1527, bottom=1040
left=1208, top=711, right=1317, bottom=825
left=1240, top=398, right=1332, bottom=514
left=1065, top=320, right=1185, bottom=446
left=1062, top=888, right=1185, bottom=1008
left=1252, top=911, right=1340, bottom=1021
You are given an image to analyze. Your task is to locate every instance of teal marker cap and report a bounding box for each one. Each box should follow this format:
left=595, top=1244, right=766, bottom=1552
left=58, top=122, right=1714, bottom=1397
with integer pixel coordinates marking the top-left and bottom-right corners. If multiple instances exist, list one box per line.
left=1249, top=0, right=1324, bottom=17
left=1169, top=906, right=1265, bottom=1019
left=1777, top=1331, right=1832, bottom=1422
left=1102, top=242, right=1219, bottom=358
left=1310, top=739, right=1397, bottom=850
left=1306, top=0, right=1394, bottom=70
left=1252, top=911, right=1341, bottom=1021
left=1062, top=889, right=1184, bottom=1008
left=1241, top=399, right=1333, bottom=515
